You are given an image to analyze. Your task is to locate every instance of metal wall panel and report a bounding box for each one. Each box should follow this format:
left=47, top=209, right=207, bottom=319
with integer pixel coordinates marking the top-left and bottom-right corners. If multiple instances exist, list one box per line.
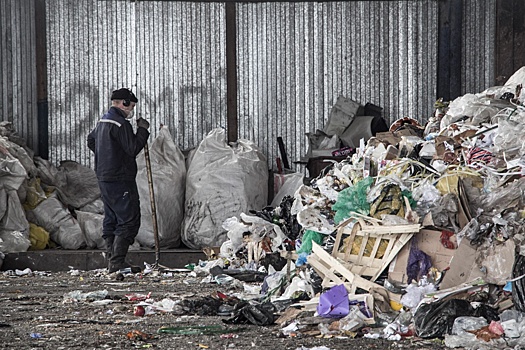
left=46, top=0, right=226, bottom=166
left=0, top=0, right=37, bottom=150
left=462, top=0, right=496, bottom=95
left=41, top=0, right=498, bottom=173
left=236, top=1, right=439, bottom=172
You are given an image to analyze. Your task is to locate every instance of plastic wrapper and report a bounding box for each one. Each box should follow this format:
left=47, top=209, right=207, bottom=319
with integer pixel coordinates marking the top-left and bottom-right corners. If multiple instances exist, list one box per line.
left=338, top=305, right=368, bottom=332
left=412, top=180, right=442, bottom=216
left=480, top=177, right=525, bottom=215
left=439, top=94, right=502, bottom=130
left=368, top=183, right=405, bottom=219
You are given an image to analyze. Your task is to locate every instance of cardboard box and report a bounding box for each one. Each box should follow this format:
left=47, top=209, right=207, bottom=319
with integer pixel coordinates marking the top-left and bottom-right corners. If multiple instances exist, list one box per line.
left=388, top=229, right=457, bottom=284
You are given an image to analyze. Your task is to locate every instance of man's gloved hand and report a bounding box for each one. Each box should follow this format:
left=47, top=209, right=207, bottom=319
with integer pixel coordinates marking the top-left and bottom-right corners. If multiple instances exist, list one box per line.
left=137, top=118, right=150, bottom=130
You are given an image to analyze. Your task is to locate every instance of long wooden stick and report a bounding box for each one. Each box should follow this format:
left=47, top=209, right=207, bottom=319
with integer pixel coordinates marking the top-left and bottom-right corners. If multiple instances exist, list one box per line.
left=143, top=142, right=160, bottom=266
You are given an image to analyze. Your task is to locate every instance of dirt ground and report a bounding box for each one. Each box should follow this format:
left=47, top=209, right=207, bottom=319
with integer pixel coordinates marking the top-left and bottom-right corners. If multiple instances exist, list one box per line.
left=0, top=269, right=451, bottom=350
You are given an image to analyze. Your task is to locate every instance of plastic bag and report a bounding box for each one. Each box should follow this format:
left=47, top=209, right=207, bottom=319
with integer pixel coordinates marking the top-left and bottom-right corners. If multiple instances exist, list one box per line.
left=297, top=230, right=324, bottom=254
left=0, top=153, right=26, bottom=191
left=76, top=210, right=105, bottom=249
left=323, top=96, right=360, bottom=136
left=400, top=280, right=435, bottom=309
left=406, top=238, right=432, bottom=283
left=332, top=177, right=374, bottom=224
left=33, top=160, right=100, bottom=210
left=1, top=189, right=30, bottom=236
left=271, top=172, right=304, bottom=208
left=223, top=301, right=275, bottom=326
left=317, top=284, right=349, bottom=318
left=415, top=299, right=474, bottom=338
left=28, top=223, right=49, bottom=250
left=0, top=230, right=30, bottom=253
left=25, top=192, right=86, bottom=249
left=414, top=299, right=499, bottom=339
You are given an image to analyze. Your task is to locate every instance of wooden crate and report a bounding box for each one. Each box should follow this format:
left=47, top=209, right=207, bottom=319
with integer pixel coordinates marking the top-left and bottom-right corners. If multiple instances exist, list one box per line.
left=308, top=241, right=402, bottom=303
left=332, top=216, right=419, bottom=281
left=308, top=241, right=380, bottom=294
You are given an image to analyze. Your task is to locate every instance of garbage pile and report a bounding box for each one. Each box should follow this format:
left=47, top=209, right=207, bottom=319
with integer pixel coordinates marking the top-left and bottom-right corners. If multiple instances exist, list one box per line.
left=2, top=65, right=525, bottom=348
left=185, top=67, right=525, bottom=349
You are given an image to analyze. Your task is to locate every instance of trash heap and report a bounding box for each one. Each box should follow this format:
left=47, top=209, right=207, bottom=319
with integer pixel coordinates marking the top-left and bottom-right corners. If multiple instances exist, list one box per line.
left=1, top=66, right=525, bottom=348
left=189, top=67, right=525, bottom=349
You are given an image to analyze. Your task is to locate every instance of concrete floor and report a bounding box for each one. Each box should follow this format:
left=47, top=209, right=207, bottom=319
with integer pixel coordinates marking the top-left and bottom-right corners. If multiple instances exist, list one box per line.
left=1, top=249, right=206, bottom=272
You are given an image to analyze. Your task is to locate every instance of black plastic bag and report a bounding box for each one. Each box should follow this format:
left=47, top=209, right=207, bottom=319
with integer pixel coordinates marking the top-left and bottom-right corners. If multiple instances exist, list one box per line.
left=414, top=298, right=499, bottom=339
left=223, top=301, right=275, bottom=326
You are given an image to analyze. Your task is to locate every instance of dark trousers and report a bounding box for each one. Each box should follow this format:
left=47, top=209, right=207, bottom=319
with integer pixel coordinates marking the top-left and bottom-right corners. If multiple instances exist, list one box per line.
left=98, top=180, right=141, bottom=245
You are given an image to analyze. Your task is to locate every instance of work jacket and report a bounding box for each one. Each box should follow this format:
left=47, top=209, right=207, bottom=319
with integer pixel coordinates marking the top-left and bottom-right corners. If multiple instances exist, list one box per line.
left=87, top=107, right=149, bottom=182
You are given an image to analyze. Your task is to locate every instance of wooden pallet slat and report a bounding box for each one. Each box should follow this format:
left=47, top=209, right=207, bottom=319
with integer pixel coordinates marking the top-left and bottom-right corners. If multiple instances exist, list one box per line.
left=332, top=215, right=420, bottom=281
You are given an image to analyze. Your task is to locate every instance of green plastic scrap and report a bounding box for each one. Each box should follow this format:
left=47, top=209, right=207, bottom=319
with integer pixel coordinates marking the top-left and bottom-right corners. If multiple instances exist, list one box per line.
left=332, top=176, right=374, bottom=224
left=184, top=263, right=195, bottom=271
left=157, top=325, right=245, bottom=335
left=297, top=230, right=324, bottom=254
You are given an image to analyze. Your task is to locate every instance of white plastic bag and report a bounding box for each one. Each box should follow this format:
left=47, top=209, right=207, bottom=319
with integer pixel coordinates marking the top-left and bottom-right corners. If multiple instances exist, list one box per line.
left=271, top=172, right=304, bottom=207
left=0, top=189, right=29, bottom=236
left=76, top=210, right=105, bottom=249
left=0, top=230, right=30, bottom=253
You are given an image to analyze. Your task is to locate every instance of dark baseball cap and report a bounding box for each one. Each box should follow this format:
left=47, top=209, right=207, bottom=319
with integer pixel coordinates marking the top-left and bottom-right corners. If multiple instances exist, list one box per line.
left=111, top=88, right=138, bottom=103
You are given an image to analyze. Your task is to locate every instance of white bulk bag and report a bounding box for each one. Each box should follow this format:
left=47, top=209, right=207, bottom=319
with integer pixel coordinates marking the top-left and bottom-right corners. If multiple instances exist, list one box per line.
left=136, top=127, right=186, bottom=248
left=182, top=128, right=268, bottom=249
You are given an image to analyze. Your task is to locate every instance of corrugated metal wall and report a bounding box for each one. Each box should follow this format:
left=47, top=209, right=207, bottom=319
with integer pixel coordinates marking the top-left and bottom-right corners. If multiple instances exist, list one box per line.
left=462, top=0, right=496, bottom=95
left=0, top=0, right=37, bottom=150
left=46, top=0, right=227, bottom=165
left=1, top=0, right=498, bottom=174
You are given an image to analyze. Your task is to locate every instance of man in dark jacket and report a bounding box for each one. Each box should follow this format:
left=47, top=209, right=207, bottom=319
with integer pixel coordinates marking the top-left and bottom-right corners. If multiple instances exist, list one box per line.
left=87, top=88, right=150, bottom=273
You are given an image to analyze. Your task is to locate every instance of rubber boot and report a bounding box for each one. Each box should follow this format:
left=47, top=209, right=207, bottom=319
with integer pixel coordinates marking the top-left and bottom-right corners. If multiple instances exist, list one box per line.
left=108, top=236, right=141, bottom=273
left=104, top=236, right=114, bottom=270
